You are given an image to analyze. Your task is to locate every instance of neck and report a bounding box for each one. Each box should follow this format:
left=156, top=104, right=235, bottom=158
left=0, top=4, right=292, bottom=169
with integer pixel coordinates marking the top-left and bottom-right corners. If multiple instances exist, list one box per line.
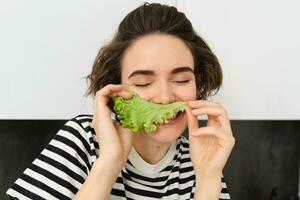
left=132, top=133, right=171, bottom=164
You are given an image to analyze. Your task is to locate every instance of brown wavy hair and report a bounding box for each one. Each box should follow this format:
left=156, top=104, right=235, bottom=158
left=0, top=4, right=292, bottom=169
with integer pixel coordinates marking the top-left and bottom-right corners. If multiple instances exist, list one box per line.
left=84, top=2, right=222, bottom=101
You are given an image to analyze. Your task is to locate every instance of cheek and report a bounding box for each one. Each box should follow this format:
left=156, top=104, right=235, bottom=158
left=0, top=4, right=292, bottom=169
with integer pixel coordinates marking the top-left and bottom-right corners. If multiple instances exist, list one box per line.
left=176, top=83, right=197, bottom=101
left=123, top=86, right=149, bottom=100
left=177, top=87, right=197, bottom=101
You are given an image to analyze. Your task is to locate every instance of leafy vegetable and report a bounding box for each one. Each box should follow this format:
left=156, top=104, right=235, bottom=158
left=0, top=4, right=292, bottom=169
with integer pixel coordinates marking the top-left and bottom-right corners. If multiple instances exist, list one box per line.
left=113, top=93, right=187, bottom=133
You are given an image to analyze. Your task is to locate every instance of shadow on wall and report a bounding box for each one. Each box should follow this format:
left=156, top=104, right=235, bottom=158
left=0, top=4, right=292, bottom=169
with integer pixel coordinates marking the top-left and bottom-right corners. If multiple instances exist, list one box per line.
left=0, top=119, right=299, bottom=200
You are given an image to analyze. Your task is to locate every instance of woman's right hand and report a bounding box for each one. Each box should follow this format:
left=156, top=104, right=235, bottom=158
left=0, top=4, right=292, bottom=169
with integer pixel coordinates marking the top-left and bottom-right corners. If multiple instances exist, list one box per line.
left=91, top=84, right=133, bottom=166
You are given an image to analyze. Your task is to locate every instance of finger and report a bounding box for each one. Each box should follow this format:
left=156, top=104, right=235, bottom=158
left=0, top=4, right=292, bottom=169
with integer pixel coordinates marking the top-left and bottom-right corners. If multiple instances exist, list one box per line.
left=188, top=100, right=220, bottom=108
left=185, top=107, right=199, bottom=133
left=115, top=90, right=133, bottom=99
left=191, top=106, right=232, bottom=134
left=98, top=84, right=123, bottom=96
left=95, top=84, right=123, bottom=103
left=191, top=127, right=235, bottom=148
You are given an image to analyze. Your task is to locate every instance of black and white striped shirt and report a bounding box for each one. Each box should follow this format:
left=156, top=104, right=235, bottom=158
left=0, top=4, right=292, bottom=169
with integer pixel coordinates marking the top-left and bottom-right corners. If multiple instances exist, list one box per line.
left=6, top=114, right=231, bottom=199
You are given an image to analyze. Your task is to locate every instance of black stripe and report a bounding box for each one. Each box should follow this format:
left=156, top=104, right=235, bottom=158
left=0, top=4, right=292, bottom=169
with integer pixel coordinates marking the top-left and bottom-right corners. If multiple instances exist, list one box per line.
left=162, top=164, right=174, bottom=172
left=123, top=181, right=196, bottom=199
left=90, top=127, right=96, bottom=135
left=61, top=122, right=92, bottom=156
left=52, top=134, right=90, bottom=172
left=180, top=157, right=192, bottom=163
left=115, top=176, right=124, bottom=183
left=180, top=166, right=194, bottom=173
left=74, top=117, right=92, bottom=133
left=181, top=150, right=189, bottom=155
left=123, top=168, right=195, bottom=189
left=38, top=154, right=85, bottom=184
left=123, top=183, right=163, bottom=198
left=88, top=136, right=99, bottom=150
left=71, top=117, right=90, bottom=131
left=125, top=168, right=168, bottom=182
left=9, top=184, right=46, bottom=200
left=46, top=143, right=88, bottom=175
left=182, top=142, right=189, bottom=148
left=68, top=119, right=98, bottom=156
left=127, top=159, right=134, bottom=167
left=190, top=192, right=194, bottom=199
left=29, top=163, right=78, bottom=194
left=111, top=188, right=126, bottom=197
left=127, top=172, right=195, bottom=191
left=179, top=174, right=195, bottom=185
left=176, top=142, right=181, bottom=150
left=190, top=180, right=196, bottom=199
left=221, top=187, right=229, bottom=193
left=165, top=185, right=193, bottom=196
left=165, top=165, right=194, bottom=174
left=20, top=174, right=71, bottom=200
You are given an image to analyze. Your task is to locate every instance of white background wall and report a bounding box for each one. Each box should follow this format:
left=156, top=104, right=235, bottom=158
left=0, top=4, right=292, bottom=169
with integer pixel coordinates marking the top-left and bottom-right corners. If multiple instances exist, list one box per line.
left=1, top=0, right=299, bottom=120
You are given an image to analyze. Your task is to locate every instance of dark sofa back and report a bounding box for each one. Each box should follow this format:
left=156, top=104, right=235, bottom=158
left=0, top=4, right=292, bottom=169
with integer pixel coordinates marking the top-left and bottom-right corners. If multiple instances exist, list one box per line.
left=1, top=120, right=299, bottom=200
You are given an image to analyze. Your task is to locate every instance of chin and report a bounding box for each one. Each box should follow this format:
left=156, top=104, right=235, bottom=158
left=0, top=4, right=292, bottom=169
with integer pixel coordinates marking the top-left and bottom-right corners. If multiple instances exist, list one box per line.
left=147, top=111, right=187, bottom=143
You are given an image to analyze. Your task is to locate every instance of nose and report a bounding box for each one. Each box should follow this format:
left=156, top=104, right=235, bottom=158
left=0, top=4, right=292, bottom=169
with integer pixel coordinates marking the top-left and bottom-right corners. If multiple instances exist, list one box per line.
left=151, top=82, right=175, bottom=104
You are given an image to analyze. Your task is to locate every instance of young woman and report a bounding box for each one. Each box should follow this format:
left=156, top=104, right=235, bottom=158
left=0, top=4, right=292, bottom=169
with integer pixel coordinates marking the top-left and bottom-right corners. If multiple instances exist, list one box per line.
left=6, top=2, right=235, bottom=200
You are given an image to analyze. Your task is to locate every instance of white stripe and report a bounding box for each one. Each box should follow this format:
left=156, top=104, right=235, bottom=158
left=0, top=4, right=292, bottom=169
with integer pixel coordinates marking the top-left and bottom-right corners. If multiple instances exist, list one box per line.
left=41, top=149, right=87, bottom=179
left=125, top=189, right=158, bottom=200
left=180, top=152, right=191, bottom=159
left=33, top=158, right=82, bottom=189
left=110, top=194, right=127, bottom=200
left=125, top=162, right=194, bottom=185
left=123, top=177, right=194, bottom=195
left=161, top=193, right=180, bottom=200
left=179, top=161, right=194, bottom=169
left=55, top=130, right=91, bottom=166
left=125, top=163, right=175, bottom=180
left=6, top=188, right=31, bottom=200
left=24, top=168, right=74, bottom=196
left=50, top=139, right=87, bottom=173
left=15, top=178, right=59, bottom=200
left=112, top=182, right=125, bottom=190
left=65, top=120, right=90, bottom=143
left=75, top=115, right=92, bottom=121
left=162, top=192, right=192, bottom=200
left=123, top=178, right=160, bottom=193
left=220, top=192, right=231, bottom=199
left=222, top=181, right=227, bottom=188
left=167, top=180, right=194, bottom=191
left=82, top=121, right=91, bottom=129
left=56, top=128, right=88, bottom=151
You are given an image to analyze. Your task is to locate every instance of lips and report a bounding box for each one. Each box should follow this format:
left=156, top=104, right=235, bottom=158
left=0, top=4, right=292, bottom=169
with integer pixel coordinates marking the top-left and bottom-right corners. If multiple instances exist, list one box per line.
left=163, top=111, right=183, bottom=125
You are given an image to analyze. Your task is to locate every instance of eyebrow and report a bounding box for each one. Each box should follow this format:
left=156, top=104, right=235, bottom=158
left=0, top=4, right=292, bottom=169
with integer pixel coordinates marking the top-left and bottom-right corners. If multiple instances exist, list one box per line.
left=128, top=66, right=194, bottom=79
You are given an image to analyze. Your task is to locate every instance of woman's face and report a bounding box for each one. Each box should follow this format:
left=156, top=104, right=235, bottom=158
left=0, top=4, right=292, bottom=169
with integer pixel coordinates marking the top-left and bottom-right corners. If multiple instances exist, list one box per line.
left=121, top=33, right=197, bottom=143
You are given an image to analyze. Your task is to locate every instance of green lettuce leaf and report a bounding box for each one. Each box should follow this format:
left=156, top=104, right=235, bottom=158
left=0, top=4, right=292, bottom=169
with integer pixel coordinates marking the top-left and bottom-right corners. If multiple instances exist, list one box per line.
left=113, top=93, right=188, bottom=133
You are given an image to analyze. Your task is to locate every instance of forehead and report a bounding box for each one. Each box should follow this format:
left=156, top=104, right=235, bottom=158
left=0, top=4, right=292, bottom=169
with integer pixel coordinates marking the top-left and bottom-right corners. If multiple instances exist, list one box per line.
left=120, top=33, right=194, bottom=76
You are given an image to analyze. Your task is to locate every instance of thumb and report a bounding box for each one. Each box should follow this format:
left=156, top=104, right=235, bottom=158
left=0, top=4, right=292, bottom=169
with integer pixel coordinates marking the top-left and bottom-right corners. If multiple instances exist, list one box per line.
left=185, top=107, right=199, bottom=133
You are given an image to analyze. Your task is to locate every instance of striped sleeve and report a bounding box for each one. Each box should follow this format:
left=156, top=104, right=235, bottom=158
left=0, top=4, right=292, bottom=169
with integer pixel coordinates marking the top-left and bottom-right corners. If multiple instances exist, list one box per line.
left=220, top=175, right=231, bottom=199
left=6, top=116, right=94, bottom=200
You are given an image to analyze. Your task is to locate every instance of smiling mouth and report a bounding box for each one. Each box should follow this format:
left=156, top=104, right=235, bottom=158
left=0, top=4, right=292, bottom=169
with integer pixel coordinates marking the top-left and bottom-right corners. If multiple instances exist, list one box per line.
left=162, top=111, right=184, bottom=125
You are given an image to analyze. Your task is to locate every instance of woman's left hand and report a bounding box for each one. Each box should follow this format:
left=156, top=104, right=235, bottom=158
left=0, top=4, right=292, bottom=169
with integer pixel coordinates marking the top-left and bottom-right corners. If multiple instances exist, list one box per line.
left=186, top=100, right=235, bottom=178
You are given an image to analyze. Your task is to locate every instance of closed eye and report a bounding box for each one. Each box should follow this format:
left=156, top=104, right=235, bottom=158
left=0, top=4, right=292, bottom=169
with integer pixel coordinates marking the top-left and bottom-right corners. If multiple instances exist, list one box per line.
left=175, top=80, right=190, bottom=83
left=135, top=80, right=190, bottom=87
left=135, top=83, right=150, bottom=87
